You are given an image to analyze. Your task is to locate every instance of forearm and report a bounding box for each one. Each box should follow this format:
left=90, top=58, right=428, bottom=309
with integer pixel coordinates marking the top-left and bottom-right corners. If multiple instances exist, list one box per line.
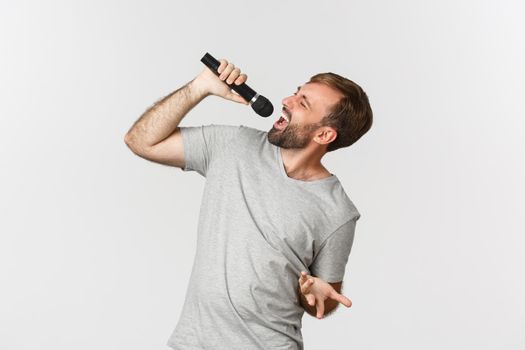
left=125, top=79, right=208, bottom=147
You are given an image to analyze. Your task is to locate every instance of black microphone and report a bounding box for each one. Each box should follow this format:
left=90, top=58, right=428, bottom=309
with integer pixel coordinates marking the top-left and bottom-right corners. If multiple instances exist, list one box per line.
left=200, top=52, right=274, bottom=118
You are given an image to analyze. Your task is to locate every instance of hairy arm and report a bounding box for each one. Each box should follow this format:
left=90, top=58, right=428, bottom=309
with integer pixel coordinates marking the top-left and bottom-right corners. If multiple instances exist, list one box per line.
left=124, top=79, right=207, bottom=151
left=124, top=59, right=247, bottom=166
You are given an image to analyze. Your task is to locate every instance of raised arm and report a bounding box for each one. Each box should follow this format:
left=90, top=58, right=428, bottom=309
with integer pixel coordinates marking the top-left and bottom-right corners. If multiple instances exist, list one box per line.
left=124, top=59, right=248, bottom=168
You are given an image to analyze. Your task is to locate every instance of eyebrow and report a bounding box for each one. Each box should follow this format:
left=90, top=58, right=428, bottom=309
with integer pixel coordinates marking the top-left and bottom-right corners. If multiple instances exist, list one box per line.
left=296, top=86, right=312, bottom=109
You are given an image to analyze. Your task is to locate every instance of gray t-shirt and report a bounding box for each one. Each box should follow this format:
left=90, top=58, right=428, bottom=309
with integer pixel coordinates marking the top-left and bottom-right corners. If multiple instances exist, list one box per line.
left=167, top=124, right=360, bottom=350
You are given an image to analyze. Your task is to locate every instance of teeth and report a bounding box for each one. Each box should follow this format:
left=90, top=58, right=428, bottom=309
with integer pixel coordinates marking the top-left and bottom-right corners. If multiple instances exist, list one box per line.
left=281, top=111, right=290, bottom=122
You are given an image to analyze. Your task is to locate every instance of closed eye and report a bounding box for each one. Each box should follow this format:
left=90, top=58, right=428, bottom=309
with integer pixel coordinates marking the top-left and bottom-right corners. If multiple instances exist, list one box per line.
left=293, top=92, right=308, bottom=109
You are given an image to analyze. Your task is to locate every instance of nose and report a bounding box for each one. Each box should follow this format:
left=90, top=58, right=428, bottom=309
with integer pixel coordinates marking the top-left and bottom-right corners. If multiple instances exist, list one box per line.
left=282, top=94, right=297, bottom=109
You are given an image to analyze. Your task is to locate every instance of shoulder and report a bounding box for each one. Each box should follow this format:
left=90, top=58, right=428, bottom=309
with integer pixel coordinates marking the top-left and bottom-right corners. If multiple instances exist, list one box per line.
left=197, top=124, right=265, bottom=138
left=343, top=195, right=361, bottom=221
left=183, top=124, right=247, bottom=145
left=326, top=179, right=361, bottom=222
left=234, top=125, right=268, bottom=147
left=179, top=123, right=242, bottom=137
left=238, top=124, right=266, bottom=137
left=201, top=123, right=243, bottom=134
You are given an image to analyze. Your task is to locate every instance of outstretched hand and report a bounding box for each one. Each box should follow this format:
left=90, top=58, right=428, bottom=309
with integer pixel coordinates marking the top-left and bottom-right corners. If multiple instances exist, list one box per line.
left=298, top=271, right=352, bottom=319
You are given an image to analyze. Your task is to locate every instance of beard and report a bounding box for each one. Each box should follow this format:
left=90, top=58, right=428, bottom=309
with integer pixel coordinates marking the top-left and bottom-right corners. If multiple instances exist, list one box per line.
left=267, top=121, right=321, bottom=149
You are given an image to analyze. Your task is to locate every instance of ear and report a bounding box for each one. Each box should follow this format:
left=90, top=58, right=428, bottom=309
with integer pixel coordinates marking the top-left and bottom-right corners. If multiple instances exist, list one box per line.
left=313, top=127, right=337, bottom=146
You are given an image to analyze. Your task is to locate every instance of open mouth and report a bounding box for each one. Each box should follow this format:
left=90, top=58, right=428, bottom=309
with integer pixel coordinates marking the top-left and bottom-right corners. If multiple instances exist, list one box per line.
left=273, top=110, right=290, bottom=130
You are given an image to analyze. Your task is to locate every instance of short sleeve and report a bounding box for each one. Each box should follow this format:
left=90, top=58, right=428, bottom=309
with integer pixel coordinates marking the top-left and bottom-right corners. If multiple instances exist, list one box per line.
left=309, top=217, right=358, bottom=283
left=179, top=124, right=240, bottom=177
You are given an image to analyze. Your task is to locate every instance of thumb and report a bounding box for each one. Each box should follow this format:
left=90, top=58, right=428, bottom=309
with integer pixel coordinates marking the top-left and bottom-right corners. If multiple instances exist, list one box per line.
left=226, top=91, right=250, bottom=105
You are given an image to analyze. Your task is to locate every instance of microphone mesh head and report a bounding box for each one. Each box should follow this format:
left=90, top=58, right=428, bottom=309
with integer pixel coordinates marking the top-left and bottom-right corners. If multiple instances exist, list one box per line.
left=251, top=95, right=274, bottom=117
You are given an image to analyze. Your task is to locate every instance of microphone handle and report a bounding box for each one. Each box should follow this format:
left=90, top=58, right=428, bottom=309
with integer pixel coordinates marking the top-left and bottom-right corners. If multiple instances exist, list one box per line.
left=201, top=52, right=257, bottom=104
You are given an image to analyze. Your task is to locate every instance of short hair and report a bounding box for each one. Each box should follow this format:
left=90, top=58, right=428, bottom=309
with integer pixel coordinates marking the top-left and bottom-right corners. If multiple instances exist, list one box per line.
left=308, top=72, right=373, bottom=152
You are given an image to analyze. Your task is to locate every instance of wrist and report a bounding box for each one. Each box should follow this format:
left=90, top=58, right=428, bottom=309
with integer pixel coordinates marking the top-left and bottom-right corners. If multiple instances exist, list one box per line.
left=189, top=77, right=210, bottom=100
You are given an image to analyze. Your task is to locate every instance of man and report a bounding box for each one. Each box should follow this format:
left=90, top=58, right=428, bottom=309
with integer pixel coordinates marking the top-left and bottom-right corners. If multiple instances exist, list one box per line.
left=124, top=57, right=373, bottom=350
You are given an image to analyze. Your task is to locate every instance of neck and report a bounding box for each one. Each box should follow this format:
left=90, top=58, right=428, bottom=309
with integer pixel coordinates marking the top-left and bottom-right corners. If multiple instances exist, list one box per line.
left=280, top=146, right=332, bottom=181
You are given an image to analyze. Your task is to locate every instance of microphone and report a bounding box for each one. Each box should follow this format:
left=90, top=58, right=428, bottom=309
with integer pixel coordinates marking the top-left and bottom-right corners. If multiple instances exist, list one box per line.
left=200, top=52, right=274, bottom=117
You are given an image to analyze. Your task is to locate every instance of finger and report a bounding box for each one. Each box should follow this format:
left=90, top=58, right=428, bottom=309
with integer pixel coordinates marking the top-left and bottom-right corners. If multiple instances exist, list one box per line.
left=299, top=271, right=308, bottom=282
left=306, top=294, right=316, bottom=306
left=301, top=278, right=314, bottom=294
left=330, top=291, right=352, bottom=308
left=300, top=278, right=312, bottom=294
left=219, top=63, right=235, bottom=80
left=316, top=298, right=325, bottom=319
left=217, top=59, right=228, bottom=74
left=298, top=272, right=306, bottom=285
left=299, top=271, right=312, bottom=290
left=234, top=73, right=247, bottom=85
left=299, top=278, right=309, bottom=293
left=226, top=68, right=241, bottom=85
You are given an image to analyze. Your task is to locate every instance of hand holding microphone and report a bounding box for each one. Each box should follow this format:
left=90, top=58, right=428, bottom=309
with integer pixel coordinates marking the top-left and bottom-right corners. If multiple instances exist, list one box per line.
left=196, top=52, right=274, bottom=117
left=194, top=57, right=249, bottom=104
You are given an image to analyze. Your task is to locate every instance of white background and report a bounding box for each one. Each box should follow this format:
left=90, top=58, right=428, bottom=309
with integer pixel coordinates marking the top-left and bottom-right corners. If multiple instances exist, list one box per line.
left=1, top=1, right=524, bottom=349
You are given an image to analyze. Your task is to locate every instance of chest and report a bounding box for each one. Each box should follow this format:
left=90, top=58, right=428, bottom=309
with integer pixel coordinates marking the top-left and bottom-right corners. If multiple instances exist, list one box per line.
left=205, top=155, right=336, bottom=266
